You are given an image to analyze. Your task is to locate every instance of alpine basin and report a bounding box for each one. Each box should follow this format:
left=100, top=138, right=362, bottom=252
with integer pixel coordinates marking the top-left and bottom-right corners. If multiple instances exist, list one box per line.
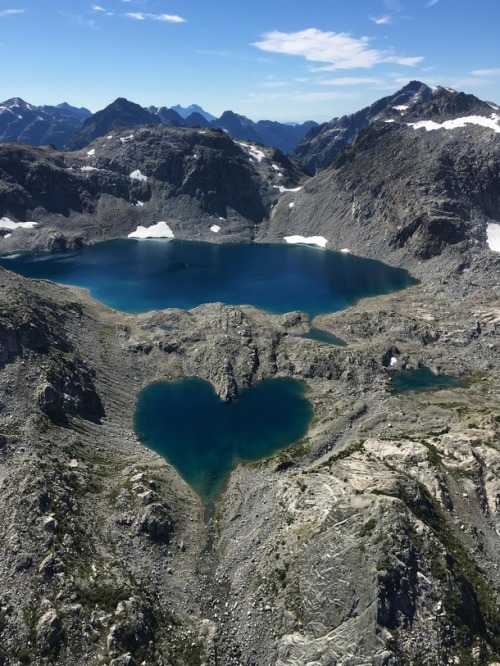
left=133, top=377, right=313, bottom=502
left=0, top=238, right=417, bottom=315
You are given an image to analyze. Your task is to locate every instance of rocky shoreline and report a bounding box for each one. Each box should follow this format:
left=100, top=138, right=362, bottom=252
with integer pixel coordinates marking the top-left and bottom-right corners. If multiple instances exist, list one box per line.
left=0, top=236, right=498, bottom=664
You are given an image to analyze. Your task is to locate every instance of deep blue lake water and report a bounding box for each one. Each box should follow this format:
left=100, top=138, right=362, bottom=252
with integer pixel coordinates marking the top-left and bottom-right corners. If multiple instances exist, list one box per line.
left=133, top=377, right=313, bottom=502
left=0, top=238, right=418, bottom=315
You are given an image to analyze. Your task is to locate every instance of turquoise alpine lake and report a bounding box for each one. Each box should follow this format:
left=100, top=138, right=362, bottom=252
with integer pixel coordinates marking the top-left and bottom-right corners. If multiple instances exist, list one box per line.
left=390, top=367, right=464, bottom=394
left=0, top=238, right=418, bottom=315
left=133, top=377, right=314, bottom=502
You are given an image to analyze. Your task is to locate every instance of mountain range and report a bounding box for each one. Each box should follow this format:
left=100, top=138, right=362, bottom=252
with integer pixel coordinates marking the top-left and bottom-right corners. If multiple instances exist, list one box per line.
left=0, top=97, right=317, bottom=153
left=0, top=80, right=500, bottom=665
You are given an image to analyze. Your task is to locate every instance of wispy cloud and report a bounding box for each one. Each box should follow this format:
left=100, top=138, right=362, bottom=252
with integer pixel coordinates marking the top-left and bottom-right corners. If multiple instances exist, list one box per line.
left=125, top=12, right=186, bottom=23
left=471, top=68, right=500, bottom=77
left=247, top=90, right=357, bottom=104
left=0, top=9, right=25, bottom=18
left=369, top=15, right=392, bottom=25
left=92, top=5, right=114, bottom=15
left=253, top=29, right=423, bottom=71
left=427, top=0, right=440, bottom=5
left=318, top=76, right=386, bottom=86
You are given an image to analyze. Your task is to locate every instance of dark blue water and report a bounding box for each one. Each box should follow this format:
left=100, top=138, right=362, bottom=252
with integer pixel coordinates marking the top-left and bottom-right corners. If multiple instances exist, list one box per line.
left=390, top=367, right=464, bottom=394
left=133, top=377, right=313, bottom=502
left=299, top=327, right=346, bottom=346
left=0, top=238, right=417, bottom=315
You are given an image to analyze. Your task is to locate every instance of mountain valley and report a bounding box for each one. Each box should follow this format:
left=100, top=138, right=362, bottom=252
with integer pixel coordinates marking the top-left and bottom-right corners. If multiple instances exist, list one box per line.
left=0, top=81, right=499, bottom=665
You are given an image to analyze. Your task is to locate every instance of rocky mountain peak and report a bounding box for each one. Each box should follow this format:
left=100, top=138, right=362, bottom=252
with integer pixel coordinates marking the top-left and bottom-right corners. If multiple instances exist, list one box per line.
left=64, top=97, right=161, bottom=151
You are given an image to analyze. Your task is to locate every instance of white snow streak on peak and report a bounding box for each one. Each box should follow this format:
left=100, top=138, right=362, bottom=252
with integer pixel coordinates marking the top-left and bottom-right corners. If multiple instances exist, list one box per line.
left=273, top=185, right=303, bottom=193
left=486, top=223, right=500, bottom=252
left=236, top=141, right=266, bottom=162
left=120, top=134, right=134, bottom=144
left=210, top=225, right=221, bottom=233
left=128, top=221, right=174, bottom=239
left=393, top=104, right=409, bottom=112
left=87, top=148, right=95, bottom=156
left=0, top=217, right=37, bottom=230
left=408, top=115, right=500, bottom=133
left=284, top=235, right=328, bottom=248
left=130, top=169, right=148, bottom=182
left=81, top=166, right=99, bottom=172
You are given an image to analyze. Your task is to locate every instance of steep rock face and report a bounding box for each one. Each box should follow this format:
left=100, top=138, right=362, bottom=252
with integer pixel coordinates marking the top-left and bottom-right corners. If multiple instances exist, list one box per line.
left=0, top=98, right=90, bottom=149
left=289, top=80, right=434, bottom=173
left=0, top=126, right=307, bottom=252
left=271, top=116, right=500, bottom=273
left=213, top=111, right=318, bottom=153
left=64, top=98, right=161, bottom=151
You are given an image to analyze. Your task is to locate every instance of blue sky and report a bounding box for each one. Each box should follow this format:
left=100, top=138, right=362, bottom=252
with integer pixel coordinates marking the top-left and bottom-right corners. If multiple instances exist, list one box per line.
left=1, top=0, right=499, bottom=122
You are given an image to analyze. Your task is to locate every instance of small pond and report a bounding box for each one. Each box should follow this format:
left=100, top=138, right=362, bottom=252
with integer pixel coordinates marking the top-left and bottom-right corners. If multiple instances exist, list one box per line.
left=133, top=377, right=313, bottom=503
left=390, top=367, right=464, bottom=395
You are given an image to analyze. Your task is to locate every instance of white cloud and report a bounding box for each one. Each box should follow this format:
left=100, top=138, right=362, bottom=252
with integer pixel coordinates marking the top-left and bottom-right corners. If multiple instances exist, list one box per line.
left=470, top=68, right=500, bottom=78
left=318, top=76, right=386, bottom=86
left=156, top=14, right=185, bottom=23
left=291, top=91, right=358, bottom=103
left=369, top=15, right=392, bottom=25
left=253, top=28, right=422, bottom=70
left=0, top=9, right=25, bottom=18
left=427, top=0, right=440, bottom=5
left=125, top=12, right=185, bottom=23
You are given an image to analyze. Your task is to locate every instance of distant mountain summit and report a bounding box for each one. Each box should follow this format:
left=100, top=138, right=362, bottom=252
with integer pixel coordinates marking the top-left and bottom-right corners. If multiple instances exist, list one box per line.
left=0, top=96, right=317, bottom=153
left=171, top=104, right=216, bottom=122
left=289, top=81, right=435, bottom=173
left=289, top=81, right=500, bottom=173
left=0, top=97, right=91, bottom=149
left=65, top=98, right=161, bottom=150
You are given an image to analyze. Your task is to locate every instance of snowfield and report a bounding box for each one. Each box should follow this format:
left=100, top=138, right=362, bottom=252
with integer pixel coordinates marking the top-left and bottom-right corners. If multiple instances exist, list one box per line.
left=128, top=221, right=174, bottom=239
left=284, top=235, right=328, bottom=248
left=408, top=114, right=500, bottom=133
left=0, top=217, right=37, bottom=230
left=487, top=223, right=500, bottom=252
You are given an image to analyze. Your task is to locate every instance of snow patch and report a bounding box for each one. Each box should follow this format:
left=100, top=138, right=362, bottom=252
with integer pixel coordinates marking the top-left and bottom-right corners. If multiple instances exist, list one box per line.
left=408, top=115, right=500, bottom=134
left=120, top=134, right=134, bottom=144
left=87, top=148, right=95, bottom=156
left=134, top=201, right=145, bottom=207
left=393, top=105, right=409, bottom=112
left=210, top=225, right=221, bottom=233
left=0, top=217, right=37, bottom=230
left=341, top=248, right=350, bottom=253
left=486, top=223, right=500, bottom=252
left=389, top=356, right=398, bottom=367
left=273, top=185, right=303, bottom=193
left=130, top=169, right=147, bottom=182
left=236, top=141, right=266, bottom=162
left=288, top=202, right=295, bottom=208
left=81, top=166, right=99, bottom=172
left=128, top=221, right=174, bottom=239
left=284, top=235, right=327, bottom=248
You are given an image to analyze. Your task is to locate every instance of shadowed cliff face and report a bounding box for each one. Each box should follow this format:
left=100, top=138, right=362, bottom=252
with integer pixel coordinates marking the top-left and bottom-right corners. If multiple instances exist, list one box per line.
left=270, top=117, right=500, bottom=275
left=0, top=125, right=308, bottom=252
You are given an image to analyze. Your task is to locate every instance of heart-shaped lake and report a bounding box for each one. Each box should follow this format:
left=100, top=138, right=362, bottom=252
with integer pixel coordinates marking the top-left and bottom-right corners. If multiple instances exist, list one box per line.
left=133, top=376, right=313, bottom=502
